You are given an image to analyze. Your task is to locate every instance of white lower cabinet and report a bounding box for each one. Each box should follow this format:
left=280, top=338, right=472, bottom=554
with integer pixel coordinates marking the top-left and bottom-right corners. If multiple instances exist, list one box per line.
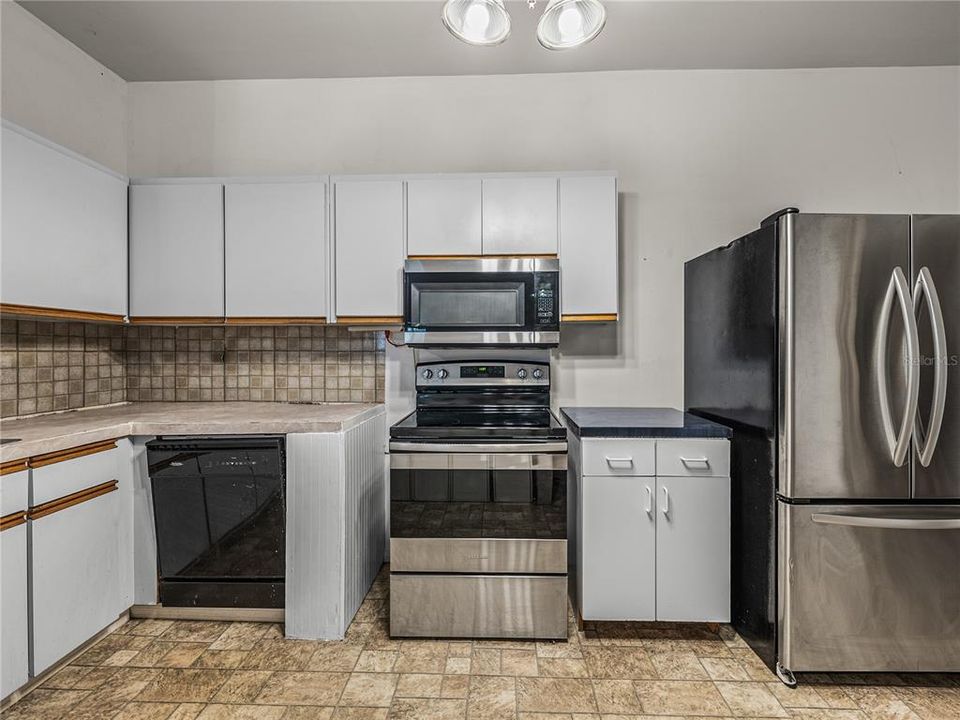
left=31, top=488, right=123, bottom=674
left=1, top=469, right=30, bottom=699
left=655, top=475, right=731, bottom=622
left=576, top=437, right=730, bottom=623
left=582, top=475, right=655, bottom=620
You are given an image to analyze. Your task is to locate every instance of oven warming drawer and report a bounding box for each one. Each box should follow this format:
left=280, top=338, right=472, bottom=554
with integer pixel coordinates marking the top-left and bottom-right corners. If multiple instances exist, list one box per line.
left=391, top=538, right=566, bottom=574
left=390, top=574, right=568, bottom=639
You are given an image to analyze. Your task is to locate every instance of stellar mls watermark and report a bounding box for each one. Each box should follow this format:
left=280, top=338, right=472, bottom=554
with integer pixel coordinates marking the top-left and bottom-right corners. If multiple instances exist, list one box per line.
left=906, top=354, right=959, bottom=367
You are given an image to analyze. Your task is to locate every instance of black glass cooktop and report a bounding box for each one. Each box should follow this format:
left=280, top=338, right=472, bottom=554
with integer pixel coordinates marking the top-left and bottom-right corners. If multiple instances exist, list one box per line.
left=390, top=408, right=567, bottom=441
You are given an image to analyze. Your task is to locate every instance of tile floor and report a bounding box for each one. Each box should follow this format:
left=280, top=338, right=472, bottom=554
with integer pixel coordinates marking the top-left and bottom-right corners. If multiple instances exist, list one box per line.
left=6, top=567, right=959, bottom=720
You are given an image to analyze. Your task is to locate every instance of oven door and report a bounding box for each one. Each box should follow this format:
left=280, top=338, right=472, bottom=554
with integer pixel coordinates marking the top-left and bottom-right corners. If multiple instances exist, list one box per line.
left=389, top=447, right=567, bottom=573
left=402, top=258, right=559, bottom=346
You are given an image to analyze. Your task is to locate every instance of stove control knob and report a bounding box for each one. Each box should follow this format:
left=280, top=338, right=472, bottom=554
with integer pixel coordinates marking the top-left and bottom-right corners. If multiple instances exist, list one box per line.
left=421, top=369, right=434, bottom=380
left=437, top=368, right=449, bottom=380
left=516, top=368, right=528, bottom=379
left=532, top=368, right=544, bottom=380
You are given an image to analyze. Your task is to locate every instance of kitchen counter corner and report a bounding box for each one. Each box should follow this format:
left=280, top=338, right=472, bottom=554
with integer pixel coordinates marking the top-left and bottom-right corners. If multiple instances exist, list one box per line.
left=560, top=406, right=732, bottom=439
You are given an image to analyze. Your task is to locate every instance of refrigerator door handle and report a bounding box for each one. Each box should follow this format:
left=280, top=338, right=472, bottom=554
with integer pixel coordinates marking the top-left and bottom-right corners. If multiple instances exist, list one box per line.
left=812, top=512, right=960, bottom=531
left=876, top=266, right=921, bottom=467
left=913, top=267, right=948, bottom=467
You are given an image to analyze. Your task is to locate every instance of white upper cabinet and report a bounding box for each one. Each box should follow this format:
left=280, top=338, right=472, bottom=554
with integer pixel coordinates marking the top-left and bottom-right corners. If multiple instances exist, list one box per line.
left=481, top=177, right=558, bottom=255
left=559, top=175, right=618, bottom=319
left=407, top=178, right=482, bottom=257
left=1, top=126, right=127, bottom=318
left=129, top=183, right=225, bottom=319
left=225, top=181, right=327, bottom=319
left=334, top=179, right=405, bottom=319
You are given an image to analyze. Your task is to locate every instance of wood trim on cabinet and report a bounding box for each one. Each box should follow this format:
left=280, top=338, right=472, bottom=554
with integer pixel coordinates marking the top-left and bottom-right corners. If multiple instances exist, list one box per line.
left=225, top=317, right=327, bottom=325
left=561, top=313, right=619, bottom=323
left=0, top=459, right=29, bottom=476
left=28, top=479, right=118, bottom=521
left=29, top=439, right=118, bottom=469
left=335, top=316, right=403, bottom=325
left=0, top=303, right=125, bottom=324
left=0, top=511, right=27, bottom=532
left=128, top=316, right=225, bottom=325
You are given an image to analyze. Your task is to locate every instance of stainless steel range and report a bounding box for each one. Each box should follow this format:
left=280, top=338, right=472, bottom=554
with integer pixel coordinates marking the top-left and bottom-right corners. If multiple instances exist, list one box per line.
left=388, top=360, right=568, bottom=639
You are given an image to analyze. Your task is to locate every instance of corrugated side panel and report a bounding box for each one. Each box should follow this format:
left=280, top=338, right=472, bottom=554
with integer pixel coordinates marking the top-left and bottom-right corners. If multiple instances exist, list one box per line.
left=342, top=413, right=386, bottom=628
left=285, top=432, right=343, bottom=640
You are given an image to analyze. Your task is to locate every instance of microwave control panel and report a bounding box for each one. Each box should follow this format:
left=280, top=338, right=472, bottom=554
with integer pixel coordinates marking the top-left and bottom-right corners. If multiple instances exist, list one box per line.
left=534, top=274, right=559, bottom=326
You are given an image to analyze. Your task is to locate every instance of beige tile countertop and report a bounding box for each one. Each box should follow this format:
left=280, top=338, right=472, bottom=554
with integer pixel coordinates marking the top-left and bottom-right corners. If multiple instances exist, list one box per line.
left=0, top=401, right=384, bottom=463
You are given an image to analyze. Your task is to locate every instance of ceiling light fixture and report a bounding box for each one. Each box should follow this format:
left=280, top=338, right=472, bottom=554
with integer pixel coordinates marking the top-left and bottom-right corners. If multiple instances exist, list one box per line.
left=536, top=0, right=606, bottom=50
left=442, top=0, right=512, bottom=46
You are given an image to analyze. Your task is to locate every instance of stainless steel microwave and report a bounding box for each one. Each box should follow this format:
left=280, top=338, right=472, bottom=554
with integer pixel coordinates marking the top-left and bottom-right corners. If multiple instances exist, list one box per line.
left=402, top=258, right=560, bottom=347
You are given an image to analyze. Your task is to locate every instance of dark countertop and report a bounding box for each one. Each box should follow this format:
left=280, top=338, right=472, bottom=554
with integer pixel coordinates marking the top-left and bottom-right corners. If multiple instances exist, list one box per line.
left=559, top=407, right=732, bottom=439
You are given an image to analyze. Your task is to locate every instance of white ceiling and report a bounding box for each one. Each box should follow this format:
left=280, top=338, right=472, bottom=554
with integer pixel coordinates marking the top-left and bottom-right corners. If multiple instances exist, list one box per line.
left=18, top=0, right=960, bottom=82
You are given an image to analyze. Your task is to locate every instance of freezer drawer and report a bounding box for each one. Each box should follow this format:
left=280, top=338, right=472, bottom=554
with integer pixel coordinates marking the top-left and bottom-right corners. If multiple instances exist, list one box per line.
left=390, top=573, right=567, bottom=639
left=779, top=502, right=960, bottom=672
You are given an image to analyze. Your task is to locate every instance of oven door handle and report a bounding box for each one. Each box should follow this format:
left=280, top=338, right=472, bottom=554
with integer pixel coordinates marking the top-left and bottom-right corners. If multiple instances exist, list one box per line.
left=391, top=452, right=567, bottom=471
left=389, top=442, right=568, bottom=454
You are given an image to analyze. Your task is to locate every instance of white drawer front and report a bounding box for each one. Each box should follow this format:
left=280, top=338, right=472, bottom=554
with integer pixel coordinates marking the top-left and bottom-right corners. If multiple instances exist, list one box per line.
left=656, top=439, right=729, bottom=477
left=582, top=439, right=655, bottom=476
left=32, top=445, right=120, bottom=505
left=1, top=469, right=29, bottom=515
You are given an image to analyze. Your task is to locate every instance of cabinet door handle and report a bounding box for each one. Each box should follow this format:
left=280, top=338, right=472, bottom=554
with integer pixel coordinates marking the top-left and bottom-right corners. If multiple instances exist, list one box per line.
left=661, top=486, right=669, bottom=515
left=605, top=456, right=634, bottom=467
left=679, top=456, right=709, bottom=466
left=644, top=485, right=652, bottom=515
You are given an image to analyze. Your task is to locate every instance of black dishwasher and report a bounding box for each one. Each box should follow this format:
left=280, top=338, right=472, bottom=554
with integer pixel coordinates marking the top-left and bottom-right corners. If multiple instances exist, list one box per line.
left=147, top=436, right=285, bottom=608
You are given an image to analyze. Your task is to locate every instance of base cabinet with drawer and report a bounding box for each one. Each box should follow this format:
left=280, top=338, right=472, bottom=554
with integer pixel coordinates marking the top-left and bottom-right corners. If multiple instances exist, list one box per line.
left=572, top=435, right=730, bottom=623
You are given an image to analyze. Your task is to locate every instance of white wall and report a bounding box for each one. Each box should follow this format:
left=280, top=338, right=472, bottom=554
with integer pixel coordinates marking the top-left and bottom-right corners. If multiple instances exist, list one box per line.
left=127, top=66, right=960, bottom=409
left=0, top=2, right=127, bottom=174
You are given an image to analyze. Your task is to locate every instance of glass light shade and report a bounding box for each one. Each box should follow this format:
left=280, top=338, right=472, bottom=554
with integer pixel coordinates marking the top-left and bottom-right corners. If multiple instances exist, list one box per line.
left=537, top=0, right=606, bottom=50
left=442, top=0, right=511, bottom=46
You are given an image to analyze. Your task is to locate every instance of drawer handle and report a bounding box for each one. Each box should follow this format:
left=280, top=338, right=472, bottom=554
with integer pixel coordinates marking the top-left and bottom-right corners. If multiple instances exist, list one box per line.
left=679, top=456, right=710, bottom=466
left=605, top=456, right=634, bottom=467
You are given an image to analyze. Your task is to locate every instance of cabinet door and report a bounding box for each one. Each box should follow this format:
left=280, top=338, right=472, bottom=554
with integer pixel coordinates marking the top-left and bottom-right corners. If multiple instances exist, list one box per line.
left=129, top=184, right=225, bottom=319
left=1, top=127, right=127, bottom=318
left=30, top=487, right=122, bottom=674
left=1, top=469, right=29, bottom=699
left=581, top=475, right=656, bottom=621
left=559, top=176, right=618, bottom=319
left=655, top=476, right=730, bottom=622
left=482, top=177, right=558, bottom=255
left=334, top=180, right=404, bottom=320
left=225, top=182, right=327, bottom=319
left=407, top=178, right=482, bottom=257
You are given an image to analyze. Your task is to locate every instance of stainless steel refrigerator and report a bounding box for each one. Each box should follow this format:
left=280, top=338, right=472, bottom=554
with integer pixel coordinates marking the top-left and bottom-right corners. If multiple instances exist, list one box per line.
left=685, top=210, right=959, bottom=685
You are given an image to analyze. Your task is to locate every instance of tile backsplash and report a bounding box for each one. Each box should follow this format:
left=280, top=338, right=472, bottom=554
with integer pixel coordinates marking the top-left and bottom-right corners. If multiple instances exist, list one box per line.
left=1, top=320, right=385, bottom=419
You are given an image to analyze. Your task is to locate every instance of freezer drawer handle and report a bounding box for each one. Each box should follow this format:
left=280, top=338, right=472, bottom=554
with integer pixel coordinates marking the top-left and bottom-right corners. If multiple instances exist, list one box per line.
left=812, top=513, right=960, bottom=531
left=876, top=266, right=920, bottom=468
left=913, top=267, right=948, bottom=468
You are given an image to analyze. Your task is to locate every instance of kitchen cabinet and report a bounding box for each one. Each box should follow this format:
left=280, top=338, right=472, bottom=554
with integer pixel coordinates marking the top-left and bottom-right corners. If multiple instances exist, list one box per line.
left=581, top=474, right=656, bottom=621
left=655, top=475, right=730, bottom=622
left=29, top=442, right=124, bottom=675
left=407, top=178, right=482, bottom=257
left=129, top=183, right=225, bottom=321
left=1, top=125, right=127, bottom=321
left=482, top=177, right=558, bottom=256
left=559, top=175, right=618, bottom=321
left=334, top=179, right=405, bottom=322
left=1, top=466, right=29, bottom=699
left=571, top=432, right=730, bottom=623
left=225, top=181, right=328, bottom=321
